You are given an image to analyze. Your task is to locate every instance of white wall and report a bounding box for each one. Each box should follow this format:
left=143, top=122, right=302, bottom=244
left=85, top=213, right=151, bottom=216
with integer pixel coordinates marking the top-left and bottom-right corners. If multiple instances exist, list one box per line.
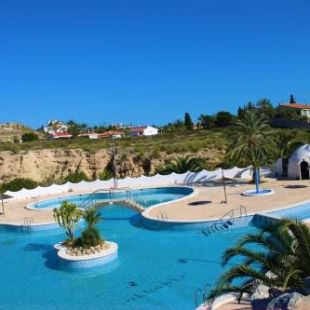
left=4, top=166, right=272, bottom=201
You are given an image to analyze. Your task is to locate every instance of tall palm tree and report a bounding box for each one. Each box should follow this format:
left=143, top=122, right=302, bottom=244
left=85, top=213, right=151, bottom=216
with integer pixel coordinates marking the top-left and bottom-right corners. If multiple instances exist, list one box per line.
left=274, top=130, right=302, bottom=177
left=159, top=156, right=204, bottom=174
left=208, top=219, right=310, bottom=303
left=228, top=110, right=274, bottom=193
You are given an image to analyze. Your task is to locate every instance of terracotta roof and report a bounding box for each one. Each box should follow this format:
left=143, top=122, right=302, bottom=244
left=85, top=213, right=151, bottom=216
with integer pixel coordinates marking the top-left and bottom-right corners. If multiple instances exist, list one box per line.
left=282, top=103, right=310, bottom=110
left=97, top=130, right=124, bottom=137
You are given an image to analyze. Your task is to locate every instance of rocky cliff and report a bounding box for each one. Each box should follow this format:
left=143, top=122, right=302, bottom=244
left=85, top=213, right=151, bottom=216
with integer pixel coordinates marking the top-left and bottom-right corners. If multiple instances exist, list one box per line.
left=0, top=148, right=223, bottom=182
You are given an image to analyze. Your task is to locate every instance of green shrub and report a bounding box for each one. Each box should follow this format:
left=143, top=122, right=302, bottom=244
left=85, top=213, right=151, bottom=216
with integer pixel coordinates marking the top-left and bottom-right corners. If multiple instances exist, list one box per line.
left=22, top=132, right=39, bottom=143
left=64, top=171, right=89, bottom=183
left=74, top=226, right=102, bottom=248
left=2, top=178, right=38, bottom=192
left=98, top=169, right=113, bottom=180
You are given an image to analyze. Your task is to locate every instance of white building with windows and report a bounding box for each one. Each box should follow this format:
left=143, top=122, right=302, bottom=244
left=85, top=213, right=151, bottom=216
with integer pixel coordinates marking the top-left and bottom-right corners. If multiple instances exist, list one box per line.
left=281, top=103, right=310, bottom=120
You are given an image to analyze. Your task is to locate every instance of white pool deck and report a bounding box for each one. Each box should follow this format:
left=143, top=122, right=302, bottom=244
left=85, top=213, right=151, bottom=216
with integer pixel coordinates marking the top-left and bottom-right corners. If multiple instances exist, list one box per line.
left=0, top=178, right=309, bottom=226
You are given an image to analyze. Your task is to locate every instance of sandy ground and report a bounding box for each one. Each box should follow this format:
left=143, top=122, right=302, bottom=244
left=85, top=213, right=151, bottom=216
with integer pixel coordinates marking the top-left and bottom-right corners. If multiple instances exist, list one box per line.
left=0, top=179, right=309, bottom=226
left=145, top=179, right=310, bottom=222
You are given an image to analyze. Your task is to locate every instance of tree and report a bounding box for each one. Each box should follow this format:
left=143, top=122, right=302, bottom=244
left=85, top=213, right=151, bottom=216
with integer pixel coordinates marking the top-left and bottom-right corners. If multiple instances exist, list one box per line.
left=157, top=156, right=204, bottom=174
left=290, top=94, right=296, bottom=104
left=22, top=132, right=39, bottom=143
left=256, top=98, right=274, bottom=119
left=74, top=207, right=104, bottom=248
left=198, top=114, right=216, bottom=129
left=53, top=201, right=83, bottom=243
left=184, top=112, right=194, bottom=131
left=215, top=111, right=234, bottom=127
left=228, top=110, right=274, bottom=193
left=208, top=219, right=310, bottom=303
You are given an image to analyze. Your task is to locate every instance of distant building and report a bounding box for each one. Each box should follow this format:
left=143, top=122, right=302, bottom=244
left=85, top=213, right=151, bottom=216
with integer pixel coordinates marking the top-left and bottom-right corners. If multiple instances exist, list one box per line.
left=275, top=144, right=310, bottom=179
left=129, top=126, right=159, bottom=137
left=281, top=103, right=310, bottom=120
left=44, top=120, right=68, bottom=134
left=97, top=130, right=124, bottom=139
left=49, top=132, right=73, bottom=139
left=78, top=130, right=124, bottom=140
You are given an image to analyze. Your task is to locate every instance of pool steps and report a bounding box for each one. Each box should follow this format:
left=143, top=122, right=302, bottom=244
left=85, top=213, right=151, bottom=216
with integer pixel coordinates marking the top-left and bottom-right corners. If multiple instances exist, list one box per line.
left=201, top=205, right=247, bottom=236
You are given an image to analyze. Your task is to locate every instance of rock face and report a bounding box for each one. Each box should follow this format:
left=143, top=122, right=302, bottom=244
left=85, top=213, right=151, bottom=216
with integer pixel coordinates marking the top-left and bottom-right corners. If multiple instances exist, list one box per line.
left=0, top=149, right=109, bottom=182
left=0, top=148, right=221, bottom=182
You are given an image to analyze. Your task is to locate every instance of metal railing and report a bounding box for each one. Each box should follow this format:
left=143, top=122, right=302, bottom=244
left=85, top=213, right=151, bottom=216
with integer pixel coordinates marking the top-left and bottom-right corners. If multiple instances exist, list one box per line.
left=23, top=216, right=33, bottom=232
left=202, top=205, right=248, bottom=236
left=156, top=211, right=168, bottom=229
left=194, top=284, right=212, bottom=307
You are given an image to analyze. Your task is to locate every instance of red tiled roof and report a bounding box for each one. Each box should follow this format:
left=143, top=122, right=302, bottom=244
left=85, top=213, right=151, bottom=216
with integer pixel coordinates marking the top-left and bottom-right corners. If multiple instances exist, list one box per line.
left=98, top=130, right=124, bottom=137
left=282, top=103, right=310, bottom=110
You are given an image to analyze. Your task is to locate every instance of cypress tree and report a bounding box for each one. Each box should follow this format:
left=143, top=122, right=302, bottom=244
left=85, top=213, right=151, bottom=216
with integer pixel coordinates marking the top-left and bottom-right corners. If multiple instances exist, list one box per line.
left=184, top=112, right=194, bottom=131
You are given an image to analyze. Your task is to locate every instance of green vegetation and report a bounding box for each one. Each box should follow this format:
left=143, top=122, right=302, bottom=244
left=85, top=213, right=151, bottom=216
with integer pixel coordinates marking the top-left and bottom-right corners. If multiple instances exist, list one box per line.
left=0, top=178, right=38, bottom=192
left=157, top=156, right=204, bottom=174
left=74, top=207, right=104, bottom=248
left=208, top=219, right=310, bottom=303
left=53, top=201, right=84, bottom=244
left=64, top=171, right=89, bottom=183
left=184, top=112, right=194, bottom=131
left=21, top=132, right=39, bottom=143
left=228, top=110, right=274, bottom=192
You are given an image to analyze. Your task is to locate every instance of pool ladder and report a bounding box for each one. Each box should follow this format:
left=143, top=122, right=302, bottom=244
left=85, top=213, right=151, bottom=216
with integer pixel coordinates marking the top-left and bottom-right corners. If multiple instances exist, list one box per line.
left=194, top=283, right=212, bottom=307
left=23, top=216, right=33, bottom=232
left=157, top=211, right=168, bottom=229
left=202, top=205, right=247, bottom=236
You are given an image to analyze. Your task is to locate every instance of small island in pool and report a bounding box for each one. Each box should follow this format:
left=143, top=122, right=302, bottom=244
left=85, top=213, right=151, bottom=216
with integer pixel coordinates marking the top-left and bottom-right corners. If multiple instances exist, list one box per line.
left=53, top=201, right=118, bottom=268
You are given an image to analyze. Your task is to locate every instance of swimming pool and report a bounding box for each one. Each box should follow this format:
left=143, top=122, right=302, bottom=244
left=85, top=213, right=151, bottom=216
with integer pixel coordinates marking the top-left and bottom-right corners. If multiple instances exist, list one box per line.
left=0, top=205, right=259, bottom=310
left=29, top=186, right=194, bottom=210
left=2, top=189, right=310, bottom=309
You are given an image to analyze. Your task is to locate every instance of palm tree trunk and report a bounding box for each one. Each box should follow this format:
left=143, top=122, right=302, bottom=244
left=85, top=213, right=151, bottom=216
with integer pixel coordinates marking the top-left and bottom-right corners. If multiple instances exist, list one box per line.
left=254, top=167, right=260, bottom=193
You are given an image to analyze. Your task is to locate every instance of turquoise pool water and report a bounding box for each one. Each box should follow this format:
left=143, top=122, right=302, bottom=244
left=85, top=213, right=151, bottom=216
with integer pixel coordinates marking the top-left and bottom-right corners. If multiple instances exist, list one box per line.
left=2, top=187, right=310, bottom=309
left=30, top=187, right=194, bottom=210
left=0, top=206, right=259, bottom=309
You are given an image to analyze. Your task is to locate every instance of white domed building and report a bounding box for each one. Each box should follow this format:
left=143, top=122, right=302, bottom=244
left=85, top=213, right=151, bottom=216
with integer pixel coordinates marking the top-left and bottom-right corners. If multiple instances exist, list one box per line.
left=287, top=144, right=310, bottom=179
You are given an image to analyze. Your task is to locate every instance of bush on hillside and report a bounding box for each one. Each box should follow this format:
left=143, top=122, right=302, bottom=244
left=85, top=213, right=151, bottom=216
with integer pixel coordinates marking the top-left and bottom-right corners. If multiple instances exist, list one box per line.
left=22, top=132, right=39, bottom=143
left=2, top=178, right=38, bottom=192
left=64, top=172, right=89, bottom=183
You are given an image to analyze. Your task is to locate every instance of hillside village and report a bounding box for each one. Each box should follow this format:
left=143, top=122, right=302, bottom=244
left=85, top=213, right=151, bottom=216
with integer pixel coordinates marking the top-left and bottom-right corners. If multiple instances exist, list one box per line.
left=1, top=96, right=310, bottom=145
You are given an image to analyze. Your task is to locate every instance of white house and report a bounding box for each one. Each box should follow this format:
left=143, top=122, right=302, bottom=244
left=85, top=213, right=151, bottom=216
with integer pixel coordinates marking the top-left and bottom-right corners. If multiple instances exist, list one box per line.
left=44, top=120, right=68, bottom=134
left=129, top=126, right=159, bottom=137
left=275, top=144, right=310, bottom=179
left=281, top=103, right=310, bottom=121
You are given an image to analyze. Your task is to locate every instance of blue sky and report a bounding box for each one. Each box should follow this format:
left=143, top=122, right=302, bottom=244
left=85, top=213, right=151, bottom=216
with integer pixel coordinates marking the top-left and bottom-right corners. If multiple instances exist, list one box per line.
left=1, top=0, right=309, bottom=128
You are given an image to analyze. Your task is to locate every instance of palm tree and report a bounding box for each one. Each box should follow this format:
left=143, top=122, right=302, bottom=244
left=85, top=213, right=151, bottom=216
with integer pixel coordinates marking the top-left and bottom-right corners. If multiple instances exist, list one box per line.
left=83, top=207, right=103, bottom=228
left=208, top=219, right=310, bottom=303
left=53, top=201, right=83, bottom=242
left=76, top=207, right=103, bottom=248
left=158, top=156, right=204, bottom=174
left=228, top=110, right=274, bottom=193
left=274, top=130, right=302, bottom=177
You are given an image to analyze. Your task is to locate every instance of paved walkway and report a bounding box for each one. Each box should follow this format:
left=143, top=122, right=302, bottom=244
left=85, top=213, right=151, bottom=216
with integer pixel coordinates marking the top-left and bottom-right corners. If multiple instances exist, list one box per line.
left=0, top=179, right=309, bottom=226
left=145, top=179, right=310, bottom=222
